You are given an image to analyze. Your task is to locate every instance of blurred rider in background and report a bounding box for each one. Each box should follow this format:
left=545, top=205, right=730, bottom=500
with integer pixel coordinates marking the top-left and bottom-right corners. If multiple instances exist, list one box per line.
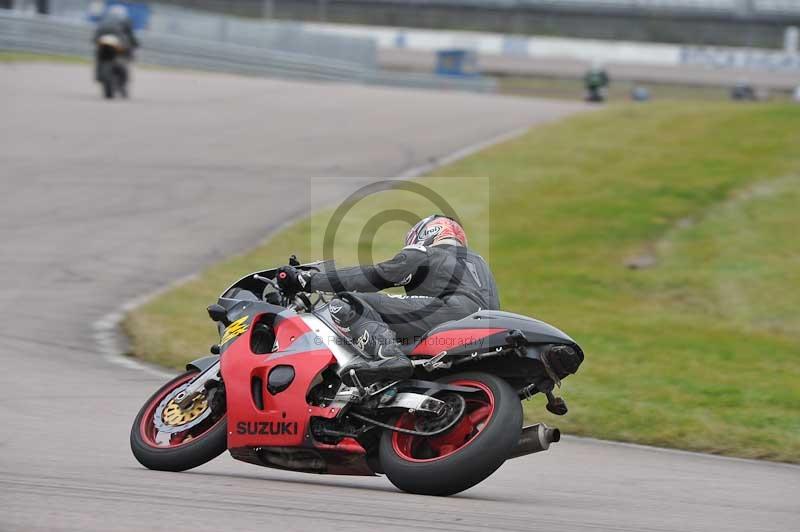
left=584, top=62, right=609, bottom=103
left=277, top=215, right=500, bottom=386
left=93, top=4, right=138, bottom=81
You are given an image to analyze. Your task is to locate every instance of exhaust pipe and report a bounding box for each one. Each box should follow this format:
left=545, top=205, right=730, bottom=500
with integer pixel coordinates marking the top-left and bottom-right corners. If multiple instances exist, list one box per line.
left=509, top=423, right=560, bottom=459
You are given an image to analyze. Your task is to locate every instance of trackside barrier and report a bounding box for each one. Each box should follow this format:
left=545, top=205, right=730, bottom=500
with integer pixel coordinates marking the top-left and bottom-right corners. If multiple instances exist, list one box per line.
left=0, top=12, right=496, bottom=91
left=306, top=20, right=800, bottom=73
left=10, top=0, right=378, bottom=66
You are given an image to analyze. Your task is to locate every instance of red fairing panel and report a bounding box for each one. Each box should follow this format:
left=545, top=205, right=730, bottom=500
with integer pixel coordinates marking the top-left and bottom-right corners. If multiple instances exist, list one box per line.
left=313, top=437, right=374, bottom=476
left=222, top=313, right=340, bottom=449
left=410, top=328, right=506, bottom=357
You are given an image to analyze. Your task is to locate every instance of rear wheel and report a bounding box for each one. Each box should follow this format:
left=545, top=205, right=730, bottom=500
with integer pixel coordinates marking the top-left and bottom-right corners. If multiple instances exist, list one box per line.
left=379, top=372, right=522, bottom=496
left=102, top=78, right=114, bottom=99
left=115, top=65, right=128, bottom=99
left=130, top=370, right=227, bottom=471
left=100, top=62, right=115, bottom=99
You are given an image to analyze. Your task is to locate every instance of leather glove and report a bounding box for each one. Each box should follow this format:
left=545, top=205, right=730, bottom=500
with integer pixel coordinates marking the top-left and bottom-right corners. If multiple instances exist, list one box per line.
left=276, top=266, right=310, bottom=294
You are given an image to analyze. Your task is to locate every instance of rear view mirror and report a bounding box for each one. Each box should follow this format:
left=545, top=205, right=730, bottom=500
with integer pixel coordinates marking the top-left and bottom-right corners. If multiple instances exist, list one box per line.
left=207, top=304, right=229, bottom=324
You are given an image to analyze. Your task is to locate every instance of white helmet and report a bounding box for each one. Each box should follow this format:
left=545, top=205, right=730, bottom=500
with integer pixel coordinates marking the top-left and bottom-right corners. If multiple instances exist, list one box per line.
left=106, top=4, right=130, bottom=21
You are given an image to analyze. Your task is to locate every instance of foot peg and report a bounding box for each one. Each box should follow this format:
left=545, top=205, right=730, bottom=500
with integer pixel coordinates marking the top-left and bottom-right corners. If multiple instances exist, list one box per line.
left=545, top=391, right=568, bottom=416
left=378, top=387, right=398, bottom=405
left=347, top=369, right=367, bottom=395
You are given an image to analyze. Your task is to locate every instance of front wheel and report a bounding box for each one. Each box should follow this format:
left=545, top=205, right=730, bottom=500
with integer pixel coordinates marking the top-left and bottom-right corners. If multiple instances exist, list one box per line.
left=130, top=370, right=227, bottom=471
left=379, top=372, right=522, bottom=496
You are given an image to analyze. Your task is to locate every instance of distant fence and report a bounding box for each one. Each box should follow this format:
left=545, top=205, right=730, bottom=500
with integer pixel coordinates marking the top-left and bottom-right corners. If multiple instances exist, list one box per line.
left=346, top=1, right=800, bottom=17
left=148, top=4, right=377, bottom=67
left=0, top=11, right=496, bottom=91
left=9, top=1, right=799, bottom=48
left=147, top=0, right=800, bottom=48
left=9, top=0, right=378, bottom=66
left=141, top=0, right=800, bottom=18
left=308, top=20, right=800, bottom=73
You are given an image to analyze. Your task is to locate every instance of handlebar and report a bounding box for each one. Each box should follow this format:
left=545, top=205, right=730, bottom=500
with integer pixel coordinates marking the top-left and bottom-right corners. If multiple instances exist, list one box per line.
left=251, top=273, right=322, bottom=313
left=252, top=273, right=279, bottom=289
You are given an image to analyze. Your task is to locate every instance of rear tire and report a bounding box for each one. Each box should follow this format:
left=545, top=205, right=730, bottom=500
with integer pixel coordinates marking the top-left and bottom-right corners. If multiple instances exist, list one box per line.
left=379, top=372, right=522, bottom=496
left=130, top=371, right=227, bottom=472
left=100, top=62, right=115, bottom=99
left=102, top=79, right=114, bottom=99
left=115, top=66, right=128, bottom=99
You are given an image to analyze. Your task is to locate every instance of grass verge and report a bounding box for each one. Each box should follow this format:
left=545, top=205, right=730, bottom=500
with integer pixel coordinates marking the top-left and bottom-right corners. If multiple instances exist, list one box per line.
left=0, top=50, right=88, bottom=63
left=125, top=102, right=800, bottom=462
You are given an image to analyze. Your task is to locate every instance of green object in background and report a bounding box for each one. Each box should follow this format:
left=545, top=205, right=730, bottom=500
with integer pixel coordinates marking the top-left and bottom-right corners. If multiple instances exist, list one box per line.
left=584, top=68, right=609, bottom=89
left=0, top=51, right=88, bottom=63
left=125, top=102, right=800, bottom=463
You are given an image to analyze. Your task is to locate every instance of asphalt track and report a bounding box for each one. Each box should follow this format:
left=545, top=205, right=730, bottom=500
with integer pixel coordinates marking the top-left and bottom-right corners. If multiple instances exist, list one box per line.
left=0, top=63, right=797, bottom=532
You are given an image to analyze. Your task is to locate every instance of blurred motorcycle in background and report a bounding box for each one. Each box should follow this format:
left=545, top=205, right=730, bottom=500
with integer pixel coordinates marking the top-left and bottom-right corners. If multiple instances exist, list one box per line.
left=584, top=64, right=610, bottom=103
left=95, top=33, right=129, bottom=99
left=93, top=4, right=138, bottom=100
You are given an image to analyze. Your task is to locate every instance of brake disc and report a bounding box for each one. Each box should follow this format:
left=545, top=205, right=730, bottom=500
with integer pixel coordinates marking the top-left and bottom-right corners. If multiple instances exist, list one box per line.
left=414, top=393, right=466, bottom=434
left=152, top=382, right=213, bottom=434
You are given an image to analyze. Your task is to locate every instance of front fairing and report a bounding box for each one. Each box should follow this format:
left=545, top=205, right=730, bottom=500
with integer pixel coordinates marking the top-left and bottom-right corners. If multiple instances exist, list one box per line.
left=212, top=260, right=333, bottom=353
left=214, top=300, right=285, bottom=354
left=220, top=306, right=339, bottom=450
left=218, top=260, right=333, bottom=301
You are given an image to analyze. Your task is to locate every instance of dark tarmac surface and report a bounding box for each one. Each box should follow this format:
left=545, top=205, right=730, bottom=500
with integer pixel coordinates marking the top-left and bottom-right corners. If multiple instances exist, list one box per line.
left=1, top=63, right=797, bottom=532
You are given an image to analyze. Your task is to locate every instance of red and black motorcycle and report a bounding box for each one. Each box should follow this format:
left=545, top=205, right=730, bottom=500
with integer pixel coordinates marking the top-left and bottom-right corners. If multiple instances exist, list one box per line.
left=130, top=259, right=584, bottom=496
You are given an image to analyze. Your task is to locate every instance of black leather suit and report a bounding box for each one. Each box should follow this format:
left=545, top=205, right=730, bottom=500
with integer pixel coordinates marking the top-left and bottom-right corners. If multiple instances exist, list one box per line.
left=305, top=243, right=500, bottom=357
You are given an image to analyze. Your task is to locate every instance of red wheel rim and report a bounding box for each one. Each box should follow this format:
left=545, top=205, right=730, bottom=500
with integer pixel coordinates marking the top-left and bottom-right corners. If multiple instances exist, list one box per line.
left=391, top=379, right=495, bottom=463
left=139, top=373, right=224, bottom=449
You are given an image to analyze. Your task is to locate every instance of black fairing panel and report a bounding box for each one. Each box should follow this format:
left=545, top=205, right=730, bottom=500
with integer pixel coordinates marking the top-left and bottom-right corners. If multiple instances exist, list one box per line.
left=421, top=311, right=584, bottom=388
left=186, top=355, right=220, bottom=373
left=425, top=310, right=579, bottom=348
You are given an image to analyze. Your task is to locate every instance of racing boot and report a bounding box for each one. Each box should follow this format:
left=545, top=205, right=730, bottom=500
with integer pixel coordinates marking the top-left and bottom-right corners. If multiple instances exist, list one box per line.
left=328, top=296, right=414, bottom=386
left=339, top=345, right=414, bottom=387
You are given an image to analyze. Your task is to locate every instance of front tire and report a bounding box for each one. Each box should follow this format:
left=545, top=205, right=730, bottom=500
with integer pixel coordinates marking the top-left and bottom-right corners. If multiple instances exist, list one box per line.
left=130, top=370, right=227, bottom=472
left=379, top=372, right=522, bottom=496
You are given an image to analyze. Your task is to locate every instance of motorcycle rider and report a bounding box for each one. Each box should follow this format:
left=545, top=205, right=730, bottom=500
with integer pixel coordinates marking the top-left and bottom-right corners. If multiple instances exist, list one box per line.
left=277, top=215, right=500, bottom=386
left=93, top=5, right=138, bottom=82
left=584, top=62, right=609, bottom=102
